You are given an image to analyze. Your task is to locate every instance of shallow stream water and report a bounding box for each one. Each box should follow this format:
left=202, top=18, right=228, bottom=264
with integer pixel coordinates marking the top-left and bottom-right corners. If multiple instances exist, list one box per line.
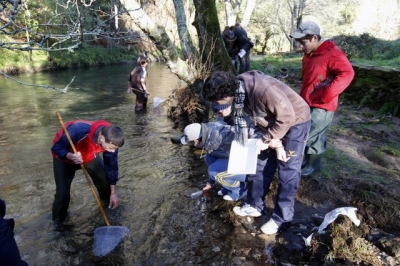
left=0, top=63, right=237, bottom=265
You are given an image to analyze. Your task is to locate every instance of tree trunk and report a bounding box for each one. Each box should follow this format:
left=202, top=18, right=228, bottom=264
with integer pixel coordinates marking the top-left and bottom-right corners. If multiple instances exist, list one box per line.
left=241, top=0, right=256, bottom=28
left=119, top=0, right=196, bottom=83
left=172, top=0, right=196, bottom=60
left=224, top=0, right=242, bottom=26
left=193, top=0, right=236, bottom=73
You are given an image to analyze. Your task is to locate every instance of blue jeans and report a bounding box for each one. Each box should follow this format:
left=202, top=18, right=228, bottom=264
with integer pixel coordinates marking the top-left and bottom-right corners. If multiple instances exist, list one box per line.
left=246, top=120, right=311, bottom=223
left=206, top=155, right=246, bottom=200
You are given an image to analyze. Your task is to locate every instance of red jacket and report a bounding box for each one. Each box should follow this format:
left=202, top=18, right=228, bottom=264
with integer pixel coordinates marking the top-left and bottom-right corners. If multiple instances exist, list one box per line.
left=300, top=39, right=354, bottom=111
left=52, top=120, right=110, bottom=163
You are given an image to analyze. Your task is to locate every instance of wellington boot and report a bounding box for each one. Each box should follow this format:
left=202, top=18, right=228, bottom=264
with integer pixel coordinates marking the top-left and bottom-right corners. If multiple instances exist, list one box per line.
left=301, top=154, right=310, bottom=168
left=301, top=154, right=321, bottom=177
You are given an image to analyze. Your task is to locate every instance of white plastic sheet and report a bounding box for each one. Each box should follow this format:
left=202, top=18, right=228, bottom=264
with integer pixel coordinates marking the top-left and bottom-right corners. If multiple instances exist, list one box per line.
left=227, top=139, right=258, bottom=174
left=303, top=207, right=361, bottom=246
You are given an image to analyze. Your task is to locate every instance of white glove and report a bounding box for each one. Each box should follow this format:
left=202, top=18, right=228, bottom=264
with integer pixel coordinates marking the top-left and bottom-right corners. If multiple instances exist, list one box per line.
left=238, top=49, right=246, bottom=58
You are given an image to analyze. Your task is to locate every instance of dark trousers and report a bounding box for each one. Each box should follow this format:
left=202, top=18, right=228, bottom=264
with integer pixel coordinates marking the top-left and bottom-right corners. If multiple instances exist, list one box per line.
left=246, top=120, right=311, bottom=223
left=238, top=52, right=250, bottom=74
left=52, top=156, right=111, bottom=222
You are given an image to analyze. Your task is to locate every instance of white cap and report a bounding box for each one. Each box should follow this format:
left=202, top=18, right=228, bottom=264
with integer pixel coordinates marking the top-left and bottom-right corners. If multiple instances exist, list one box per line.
left=180, top=123, right=201, bottom=144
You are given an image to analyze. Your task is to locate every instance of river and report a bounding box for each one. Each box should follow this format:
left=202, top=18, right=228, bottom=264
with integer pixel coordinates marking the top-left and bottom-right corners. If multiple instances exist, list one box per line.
left=0, top=63, right=249, bottom=265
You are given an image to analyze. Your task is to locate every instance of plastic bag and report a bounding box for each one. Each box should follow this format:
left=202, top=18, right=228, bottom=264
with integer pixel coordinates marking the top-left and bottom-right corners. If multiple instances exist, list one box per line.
left=304, top=207, right=360, bottom=246
left=153, top=97, right=164, bottom=108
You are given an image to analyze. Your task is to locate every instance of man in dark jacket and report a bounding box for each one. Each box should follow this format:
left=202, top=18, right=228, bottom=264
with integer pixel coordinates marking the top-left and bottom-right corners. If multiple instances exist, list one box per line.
left=222, top=24, right=253, bottom=74
left=290, top=21, right=354, bottom=177
left=203, top=70, right=311, bottom=235
left=0, top=198, right=29, bottom=265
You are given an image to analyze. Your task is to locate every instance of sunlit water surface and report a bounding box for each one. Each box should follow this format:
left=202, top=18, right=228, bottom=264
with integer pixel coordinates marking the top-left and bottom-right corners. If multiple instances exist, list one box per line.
left=0, top=63, right=223, bottom=265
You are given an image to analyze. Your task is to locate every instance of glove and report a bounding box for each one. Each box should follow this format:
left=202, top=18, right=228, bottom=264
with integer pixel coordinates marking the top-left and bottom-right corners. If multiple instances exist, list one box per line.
left=238, top=49, right=246, bottom=58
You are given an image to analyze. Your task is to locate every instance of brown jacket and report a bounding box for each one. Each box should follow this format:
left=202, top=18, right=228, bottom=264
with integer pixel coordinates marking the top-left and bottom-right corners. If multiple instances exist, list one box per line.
left=238, top=70, right=311, bottom=140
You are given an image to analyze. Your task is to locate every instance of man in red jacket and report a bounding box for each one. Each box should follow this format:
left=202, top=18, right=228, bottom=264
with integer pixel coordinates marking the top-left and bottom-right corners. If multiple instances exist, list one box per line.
left=51, top=120, right=124, bottom=231
left=290, top=21, right=355, bottom=177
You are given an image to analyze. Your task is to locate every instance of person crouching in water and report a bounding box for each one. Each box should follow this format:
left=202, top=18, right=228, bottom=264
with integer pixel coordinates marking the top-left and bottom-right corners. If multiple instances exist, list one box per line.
left=51, top=120, right=125, bottom=231
left=181, top=120, right=247, bottom=201
left=127, top=55, right=150, bottom=112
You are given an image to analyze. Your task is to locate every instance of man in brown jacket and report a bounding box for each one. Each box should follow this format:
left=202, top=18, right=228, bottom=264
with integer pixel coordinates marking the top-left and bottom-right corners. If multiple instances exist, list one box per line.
left=202, top=70, right=311, bottom=234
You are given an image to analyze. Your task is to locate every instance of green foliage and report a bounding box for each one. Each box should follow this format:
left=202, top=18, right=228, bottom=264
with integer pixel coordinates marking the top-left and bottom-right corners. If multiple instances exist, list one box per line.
left=251, top=54, right=302, bottom=77
left=334, top=33, right=400, bottom=65
left=45, top=45, right=137, bottom=69
left=0, top=49, right=48, bottom=73
left=379, top=102, right=399, bottom=116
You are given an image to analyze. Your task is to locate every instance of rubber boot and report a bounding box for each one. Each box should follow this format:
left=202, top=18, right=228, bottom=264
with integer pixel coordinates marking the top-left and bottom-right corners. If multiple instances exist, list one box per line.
left=301, top=154, right=310, bottom=168
left=301, top=154, right=321, bottom=177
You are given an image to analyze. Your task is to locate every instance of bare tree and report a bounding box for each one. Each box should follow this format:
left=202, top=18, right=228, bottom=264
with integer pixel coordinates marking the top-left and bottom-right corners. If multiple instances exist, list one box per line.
left=172, top=0, right=196, bottom=60
left=224, top=0, right=242, bottom=26
left=240, top=0, right=256, bottom=28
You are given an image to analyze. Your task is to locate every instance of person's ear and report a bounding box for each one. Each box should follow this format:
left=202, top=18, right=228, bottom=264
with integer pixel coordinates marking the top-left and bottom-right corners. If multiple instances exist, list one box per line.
left=98, top=134, right=105, bottom=143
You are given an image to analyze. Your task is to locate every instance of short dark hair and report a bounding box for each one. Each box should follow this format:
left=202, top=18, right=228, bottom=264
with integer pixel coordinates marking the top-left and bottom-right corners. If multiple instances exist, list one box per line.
left=137, top=55, right=149, bottom=66
left=101, top=125, right=125, bottom=147
left=202, top=71, right=239, bottom=102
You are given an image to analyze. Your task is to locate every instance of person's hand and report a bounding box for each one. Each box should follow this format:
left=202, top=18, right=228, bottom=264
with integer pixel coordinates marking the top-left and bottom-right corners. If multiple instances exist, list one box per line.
left=68, top=152, right=83, bottom=164
left=268, top=139, right=283, bottom=149
left=193, top=139, right=204, bottom=148
left=275, top=147, right=290, bottom=162
left=202, top=183, right=212, bottom=191
left=255, top=138, right=269, bottom=152
left=108, top=193, right=119, bottom=209
left=144, top=91, right=150, bottom=97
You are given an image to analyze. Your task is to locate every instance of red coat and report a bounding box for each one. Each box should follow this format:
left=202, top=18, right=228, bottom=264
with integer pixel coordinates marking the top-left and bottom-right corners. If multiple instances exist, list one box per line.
left=300, top=39, right=354, bottom=111
left=52, top=120, right=110, bottom=164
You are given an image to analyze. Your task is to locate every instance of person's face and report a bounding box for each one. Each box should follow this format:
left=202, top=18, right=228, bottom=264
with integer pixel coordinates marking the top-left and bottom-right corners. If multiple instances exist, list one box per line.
left=99, top=135, right=118, bottom=152
left=215, top=105, right=232, bottom=118
left=296, top=35, right=319, bottom=54
left=215, top=96, right=234, bottom=106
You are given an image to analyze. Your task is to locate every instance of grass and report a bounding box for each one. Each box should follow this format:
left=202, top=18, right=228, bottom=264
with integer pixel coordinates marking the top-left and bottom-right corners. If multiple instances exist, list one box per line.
left=0, top=44, right=139, bottom=74
left=0, top=49, right=48, bottom=74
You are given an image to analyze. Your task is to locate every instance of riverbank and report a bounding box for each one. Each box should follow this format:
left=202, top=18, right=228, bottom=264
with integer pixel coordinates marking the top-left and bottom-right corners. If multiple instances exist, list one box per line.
left=178, top=101, right=400, bottom=265
left=0, top=44, right=138, bottom=75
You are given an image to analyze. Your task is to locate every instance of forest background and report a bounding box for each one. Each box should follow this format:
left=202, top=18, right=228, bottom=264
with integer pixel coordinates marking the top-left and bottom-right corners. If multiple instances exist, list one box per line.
left=1, top=0, right=399, bottom=75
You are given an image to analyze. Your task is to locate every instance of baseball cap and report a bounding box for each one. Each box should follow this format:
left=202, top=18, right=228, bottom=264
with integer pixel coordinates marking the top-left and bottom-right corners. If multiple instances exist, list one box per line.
left=289, top=21, right=320, bottom=39
left=211, top=102, right=231, bottom=112
left=180, top=123, right=201, bottom=145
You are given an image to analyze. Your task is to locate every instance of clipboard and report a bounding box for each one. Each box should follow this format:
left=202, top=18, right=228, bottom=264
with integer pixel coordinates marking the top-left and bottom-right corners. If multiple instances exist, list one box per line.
left=227, top=139, right=258, bottom=174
